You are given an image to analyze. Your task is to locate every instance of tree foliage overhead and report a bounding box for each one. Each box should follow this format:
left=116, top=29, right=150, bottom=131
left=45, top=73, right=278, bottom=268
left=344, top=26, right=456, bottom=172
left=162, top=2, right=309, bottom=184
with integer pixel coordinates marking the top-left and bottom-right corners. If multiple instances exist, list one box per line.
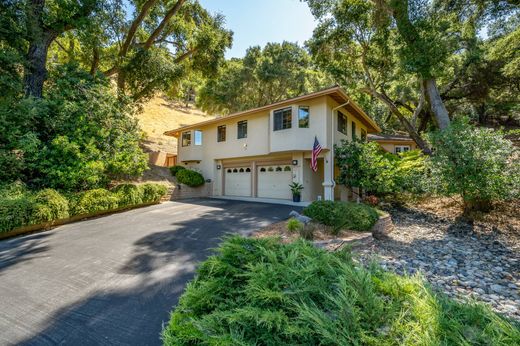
left=305, top=0, right=520, bottom=151
left=197, top=41, right=333, bottom=114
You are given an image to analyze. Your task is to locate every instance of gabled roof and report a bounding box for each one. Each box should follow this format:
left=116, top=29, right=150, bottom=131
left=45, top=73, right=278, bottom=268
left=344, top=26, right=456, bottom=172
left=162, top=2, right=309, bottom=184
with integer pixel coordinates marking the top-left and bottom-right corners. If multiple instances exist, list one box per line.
left=368, top=133, right=415, bottom=142
left=164, top=86, right=381, bottom=137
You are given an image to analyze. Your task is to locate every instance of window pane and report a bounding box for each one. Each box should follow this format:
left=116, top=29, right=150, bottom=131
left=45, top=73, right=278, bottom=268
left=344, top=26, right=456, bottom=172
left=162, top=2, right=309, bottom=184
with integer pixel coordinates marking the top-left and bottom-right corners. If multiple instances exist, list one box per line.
left=352, top=121, right=357, bottom=140
left=182, top=131, right=191, bottom=146
left=237, top=120, right=247, bottom=139
left=298, top=106, right=309, bottom=128
left=337, top=111, right=347, bottom=135
left=274, top=107, right=292, bottom=131
left=217, top=125, right=226, bottom=142
left=194, top=130, right=202, bottom=145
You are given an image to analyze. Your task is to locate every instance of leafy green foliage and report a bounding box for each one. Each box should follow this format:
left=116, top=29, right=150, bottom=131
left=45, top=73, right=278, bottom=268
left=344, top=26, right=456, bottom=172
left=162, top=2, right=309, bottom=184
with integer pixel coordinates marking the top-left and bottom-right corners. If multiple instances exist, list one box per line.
left=69, top=189, right=120, bottom=215
left=335, top=140, right=428, bottom=196
left=175, top=169, right=205, bottom=187
left=112, top=184, right=143, bottom=208
left=428, top=118, right=519, bottom=211
left=303, top=200, right=380, bottom=233
left=31, top=189, right=69, bottom=223
left=169, top=165, right=186, bottom=177
left=140, top=183, right=168, bottom=203
left=0, top=65, right=148, bottom=191
left=0, top=182, right=168, bottom=233
left=286, top=218, right=303, bottom=232
left=198, top=42, right=332, bottom=114
left=163, top=237, right=520, bottom=345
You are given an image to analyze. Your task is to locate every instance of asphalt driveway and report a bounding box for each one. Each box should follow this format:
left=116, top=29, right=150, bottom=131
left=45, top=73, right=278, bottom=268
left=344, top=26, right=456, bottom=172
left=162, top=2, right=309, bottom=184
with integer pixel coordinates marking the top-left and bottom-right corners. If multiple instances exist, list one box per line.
left=0, top=199, right=298, bottom=346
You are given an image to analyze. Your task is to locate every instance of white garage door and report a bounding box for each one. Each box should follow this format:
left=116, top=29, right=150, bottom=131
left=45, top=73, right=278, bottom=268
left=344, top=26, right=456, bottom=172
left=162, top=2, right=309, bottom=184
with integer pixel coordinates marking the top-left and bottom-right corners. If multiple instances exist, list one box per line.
left=257, top=165, right=293, bottom=200
left=224, top=167, right=252, bottom=197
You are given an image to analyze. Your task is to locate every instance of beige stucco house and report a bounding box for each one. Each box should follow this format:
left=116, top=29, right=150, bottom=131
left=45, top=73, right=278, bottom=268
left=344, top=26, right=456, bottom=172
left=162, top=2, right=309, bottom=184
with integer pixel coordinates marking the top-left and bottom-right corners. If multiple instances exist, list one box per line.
left=165, top=86, right=381, bottom=203
left=368, top=134, right=417, bottom=154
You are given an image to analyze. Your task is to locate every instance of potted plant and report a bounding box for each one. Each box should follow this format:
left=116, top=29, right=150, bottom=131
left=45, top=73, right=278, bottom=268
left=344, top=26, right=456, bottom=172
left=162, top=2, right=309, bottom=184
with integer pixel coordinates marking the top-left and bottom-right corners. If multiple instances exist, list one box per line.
left=289, top=182, right=304, bottom=202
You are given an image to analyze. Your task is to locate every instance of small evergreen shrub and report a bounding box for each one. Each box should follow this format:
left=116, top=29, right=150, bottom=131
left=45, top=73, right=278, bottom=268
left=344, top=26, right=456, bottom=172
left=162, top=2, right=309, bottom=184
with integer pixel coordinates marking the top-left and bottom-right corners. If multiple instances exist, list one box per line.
left=31, top=189, right=69, bottom=223
left=286, top=218, right=303, bottom=232
left=112, top=184, right=143, bottom=207
left=69, top=188, right=119, bottom=215
left=169, top=165, right=186, bottom=177
left=162, top=237, right=520, bottom=345
left=176, top=169, right=205, bottom=187
left=140, top=183, right=168, bottom=203
left=0, top=195, right=33, bottom=233
left=303, top=200, right=379, bottom=233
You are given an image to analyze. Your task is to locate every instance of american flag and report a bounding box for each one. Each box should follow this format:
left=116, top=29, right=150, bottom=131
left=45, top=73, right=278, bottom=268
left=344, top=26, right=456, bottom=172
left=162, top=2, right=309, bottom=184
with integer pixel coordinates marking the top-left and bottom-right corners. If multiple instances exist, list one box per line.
left=311, top=136, right=322, bottom=172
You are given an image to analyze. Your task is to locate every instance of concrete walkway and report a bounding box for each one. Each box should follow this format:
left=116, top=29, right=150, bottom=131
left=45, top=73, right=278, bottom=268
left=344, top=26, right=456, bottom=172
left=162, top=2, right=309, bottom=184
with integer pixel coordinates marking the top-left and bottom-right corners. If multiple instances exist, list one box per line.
left=0, top=199, right=298, bottom=346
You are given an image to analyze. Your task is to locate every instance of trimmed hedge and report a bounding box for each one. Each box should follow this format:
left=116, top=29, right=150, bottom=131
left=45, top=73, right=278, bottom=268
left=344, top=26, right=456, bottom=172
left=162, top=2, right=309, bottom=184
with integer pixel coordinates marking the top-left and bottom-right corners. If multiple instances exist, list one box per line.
left=303, top=200, right=380, bottom=233
left=162, top=237, right=520, bottom=345
left=0, top=183, right=168, bottom=234
left=176, top=169, right=205, bottom=187
left=169, top=165, right=186, bottom=177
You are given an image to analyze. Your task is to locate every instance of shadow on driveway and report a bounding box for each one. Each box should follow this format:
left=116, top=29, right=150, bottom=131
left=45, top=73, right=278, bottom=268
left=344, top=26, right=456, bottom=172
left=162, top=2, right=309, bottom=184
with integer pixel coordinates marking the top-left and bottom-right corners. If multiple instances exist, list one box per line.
left=6, top=199, right=297, bottom=346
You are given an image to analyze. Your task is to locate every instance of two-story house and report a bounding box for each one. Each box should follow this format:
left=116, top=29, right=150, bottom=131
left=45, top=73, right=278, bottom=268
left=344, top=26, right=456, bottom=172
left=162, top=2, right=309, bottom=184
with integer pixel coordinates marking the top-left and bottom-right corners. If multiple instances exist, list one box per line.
left=164, top=86, right=381, bottom=203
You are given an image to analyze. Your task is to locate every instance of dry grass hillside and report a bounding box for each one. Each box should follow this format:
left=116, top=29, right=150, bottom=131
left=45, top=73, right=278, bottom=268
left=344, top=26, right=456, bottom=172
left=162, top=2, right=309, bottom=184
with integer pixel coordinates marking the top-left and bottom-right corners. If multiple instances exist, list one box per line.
left=138, top=94, right=214, bottom=154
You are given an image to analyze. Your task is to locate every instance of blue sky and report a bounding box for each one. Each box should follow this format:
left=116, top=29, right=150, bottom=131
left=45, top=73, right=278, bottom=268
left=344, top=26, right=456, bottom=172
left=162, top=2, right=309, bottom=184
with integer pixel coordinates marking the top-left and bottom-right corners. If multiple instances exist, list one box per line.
left=199, top=0, right=317, bottom=58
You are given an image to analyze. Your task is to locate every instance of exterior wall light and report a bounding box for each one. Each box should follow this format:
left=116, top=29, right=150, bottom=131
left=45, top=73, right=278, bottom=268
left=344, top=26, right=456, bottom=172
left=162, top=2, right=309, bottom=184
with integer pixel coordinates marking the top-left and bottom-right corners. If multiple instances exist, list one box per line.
left=292, top=160, right=298, bottom=166
left=216, top=165, right=221, bottom=170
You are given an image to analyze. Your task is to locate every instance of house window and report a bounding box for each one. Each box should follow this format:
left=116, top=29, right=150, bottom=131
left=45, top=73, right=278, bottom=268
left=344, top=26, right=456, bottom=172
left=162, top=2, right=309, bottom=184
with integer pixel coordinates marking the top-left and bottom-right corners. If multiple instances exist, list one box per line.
left=337, top=111, right=347, bottom=135
left=237, top=120, right=247, bottom=139
left=395, top=146, right=410, bottom=154
left=217, top=125, right=226, bottom=142
left=194, top=130, right=202, bottom=145
left=361, top=129, right=367, bottom=141
left=352, top=121, right=357, bottom=140
left=181, top=131, right=191, bottom=147
left=273, top=107, right=292, bottom=131
left=298, top=106, right=309, bottom=128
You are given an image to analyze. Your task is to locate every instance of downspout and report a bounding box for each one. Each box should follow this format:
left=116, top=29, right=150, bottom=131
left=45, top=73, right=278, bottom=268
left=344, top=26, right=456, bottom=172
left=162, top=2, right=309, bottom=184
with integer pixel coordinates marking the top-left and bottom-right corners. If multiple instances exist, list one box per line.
left=328, top=101, right=350, bottom=199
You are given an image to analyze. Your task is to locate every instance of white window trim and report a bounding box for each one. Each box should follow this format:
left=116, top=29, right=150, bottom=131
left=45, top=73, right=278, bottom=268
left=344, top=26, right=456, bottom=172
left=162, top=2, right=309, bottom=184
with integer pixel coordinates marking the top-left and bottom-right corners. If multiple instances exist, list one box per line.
left=395, top=145, right=410, bottom=154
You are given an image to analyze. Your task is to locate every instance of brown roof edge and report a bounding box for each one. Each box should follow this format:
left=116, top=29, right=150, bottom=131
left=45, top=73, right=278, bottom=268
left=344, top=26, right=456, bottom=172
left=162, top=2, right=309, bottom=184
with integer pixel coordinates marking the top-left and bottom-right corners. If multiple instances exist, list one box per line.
left=164, top=86, right=381, bottom=137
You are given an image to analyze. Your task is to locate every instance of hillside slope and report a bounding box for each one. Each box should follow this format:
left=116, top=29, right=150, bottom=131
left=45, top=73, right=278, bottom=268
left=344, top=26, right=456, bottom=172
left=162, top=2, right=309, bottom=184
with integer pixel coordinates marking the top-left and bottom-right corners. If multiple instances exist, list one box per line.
left=138, top=95, right=214, bottom=154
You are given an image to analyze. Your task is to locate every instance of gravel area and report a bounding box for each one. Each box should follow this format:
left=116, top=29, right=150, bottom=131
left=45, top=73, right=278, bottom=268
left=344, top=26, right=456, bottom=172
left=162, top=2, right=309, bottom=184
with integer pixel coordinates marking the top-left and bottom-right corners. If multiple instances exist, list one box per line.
left=354, top=207, right=520, bottom=321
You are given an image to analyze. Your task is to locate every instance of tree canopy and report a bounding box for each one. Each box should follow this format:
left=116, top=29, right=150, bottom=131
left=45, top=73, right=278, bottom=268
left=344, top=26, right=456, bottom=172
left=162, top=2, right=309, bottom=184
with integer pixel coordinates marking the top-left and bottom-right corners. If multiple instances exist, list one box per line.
left=197, top=41, right=333, bottom=114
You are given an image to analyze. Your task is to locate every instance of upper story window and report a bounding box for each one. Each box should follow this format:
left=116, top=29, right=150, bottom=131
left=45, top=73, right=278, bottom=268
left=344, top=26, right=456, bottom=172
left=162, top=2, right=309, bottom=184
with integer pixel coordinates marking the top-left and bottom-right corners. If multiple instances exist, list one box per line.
left=361, top=128, right=367, bottom=141
left=273, top=107, right=292, bottom=131
left=298, top=106, right=309, bottom=128
left=395, top=145, right=410, bottom=154
left=237, top=120, right=247, bottom=139
left=337, top=111, right=347, bottom=135
left=217, top=125, right=226, bottom=142
left=181, top=131, right=191, bottom=147
left=352, top=121, right=357, bottom=140
left=194, top=130, right=202, bottom=145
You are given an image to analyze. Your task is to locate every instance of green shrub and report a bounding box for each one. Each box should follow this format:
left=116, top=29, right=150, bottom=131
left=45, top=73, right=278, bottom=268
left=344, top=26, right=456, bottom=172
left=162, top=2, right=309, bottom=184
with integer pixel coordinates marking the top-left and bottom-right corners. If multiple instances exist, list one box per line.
left=299, top=223, right=315, bottom=240
left=0, top=195, right=33, bottom=233
left=286, top=218, right=303, bottom=232
left=69, top=188, right=119, bottom=215
left=428, top=118, right=519, bottom=212
left=303, top=200, right=379, bottom=233
left=140, top=183, right=168, bottom=203
left=176, top=169, right=205, bottom=187
left=169, top=165, right=186, bottom=177
left=31, top=189, right=69, bottom=223
left=162, top=237, right=520, bottom=345
left=112, top=184, right=143, bottom=208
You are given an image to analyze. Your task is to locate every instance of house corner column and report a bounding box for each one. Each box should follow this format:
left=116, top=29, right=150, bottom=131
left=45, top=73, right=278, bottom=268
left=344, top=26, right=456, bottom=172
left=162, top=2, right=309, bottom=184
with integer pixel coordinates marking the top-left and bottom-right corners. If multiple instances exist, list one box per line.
left=322, top=151, right=334, bottom=201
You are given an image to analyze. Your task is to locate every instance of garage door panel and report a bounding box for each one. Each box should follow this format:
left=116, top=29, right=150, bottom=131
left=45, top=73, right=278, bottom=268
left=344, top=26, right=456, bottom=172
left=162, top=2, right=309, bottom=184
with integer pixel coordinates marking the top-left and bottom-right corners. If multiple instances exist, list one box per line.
left=257, top=165, right=292, bottom=200
left=225, top=167, right=251, bottom=197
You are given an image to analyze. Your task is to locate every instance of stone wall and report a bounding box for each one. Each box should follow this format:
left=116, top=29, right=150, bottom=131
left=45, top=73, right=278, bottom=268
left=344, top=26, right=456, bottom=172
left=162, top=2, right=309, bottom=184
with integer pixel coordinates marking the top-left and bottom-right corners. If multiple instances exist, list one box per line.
left=168, top=181, right=213, bottom=200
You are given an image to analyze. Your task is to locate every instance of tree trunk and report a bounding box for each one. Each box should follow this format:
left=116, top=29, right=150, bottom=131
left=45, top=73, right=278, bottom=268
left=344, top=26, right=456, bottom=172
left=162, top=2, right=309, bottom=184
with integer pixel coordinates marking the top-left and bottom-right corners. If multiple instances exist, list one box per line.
left=24, top=31, right=57, bottom=98
left=424, top=78, right=450, bottom=130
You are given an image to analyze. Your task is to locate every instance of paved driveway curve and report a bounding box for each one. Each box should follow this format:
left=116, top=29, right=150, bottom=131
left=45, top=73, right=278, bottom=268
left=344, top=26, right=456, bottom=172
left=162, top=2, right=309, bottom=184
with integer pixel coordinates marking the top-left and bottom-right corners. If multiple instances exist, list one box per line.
left=0, top=199, right=297, bottom=346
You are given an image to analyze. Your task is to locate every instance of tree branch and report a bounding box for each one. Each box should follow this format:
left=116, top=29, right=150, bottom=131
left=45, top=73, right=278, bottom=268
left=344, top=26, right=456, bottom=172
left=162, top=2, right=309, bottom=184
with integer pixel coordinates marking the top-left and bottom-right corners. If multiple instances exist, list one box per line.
left=143, top=0, right=186, bottom=50
left=119, top=0, right=159, bottom=57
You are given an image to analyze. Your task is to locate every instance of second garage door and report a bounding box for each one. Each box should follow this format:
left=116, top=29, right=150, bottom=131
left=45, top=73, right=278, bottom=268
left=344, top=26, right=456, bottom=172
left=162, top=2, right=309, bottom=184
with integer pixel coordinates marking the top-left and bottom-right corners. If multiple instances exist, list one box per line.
left=224, top=167, right=252, bottom=197
left=257, top=165, right=293, bottom=200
